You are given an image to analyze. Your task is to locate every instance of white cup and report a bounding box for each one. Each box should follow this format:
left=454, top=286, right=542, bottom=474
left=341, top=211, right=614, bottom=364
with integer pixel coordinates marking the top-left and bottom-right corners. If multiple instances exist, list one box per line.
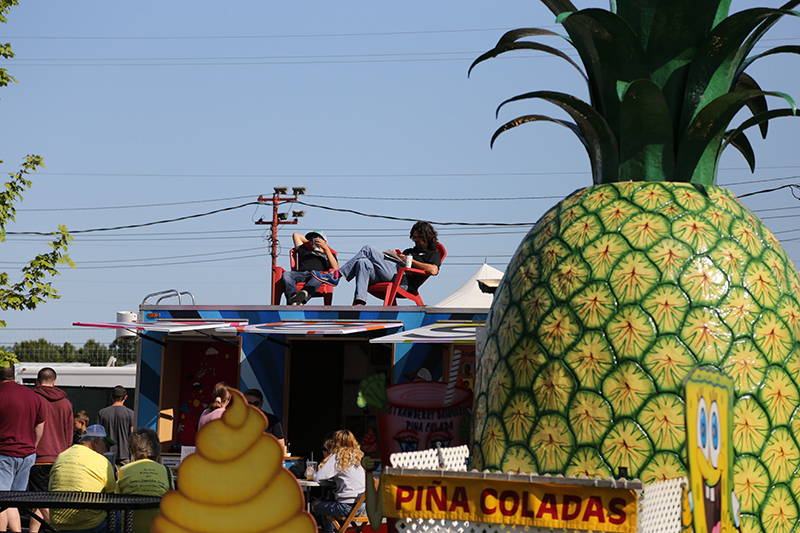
left=405, top=255, right=413, bottom=268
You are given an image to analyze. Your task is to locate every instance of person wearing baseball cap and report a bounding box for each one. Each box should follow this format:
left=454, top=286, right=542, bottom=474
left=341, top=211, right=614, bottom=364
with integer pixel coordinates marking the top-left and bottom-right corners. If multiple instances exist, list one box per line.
left=282, top=230, right=338, bottom=305
left=48, top=424, right=117, bottom=531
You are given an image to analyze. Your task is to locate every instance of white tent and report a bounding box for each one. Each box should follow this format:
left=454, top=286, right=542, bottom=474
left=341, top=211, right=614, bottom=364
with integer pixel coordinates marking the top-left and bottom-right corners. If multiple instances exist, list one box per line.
left=434, top=263, right=504, bottom=308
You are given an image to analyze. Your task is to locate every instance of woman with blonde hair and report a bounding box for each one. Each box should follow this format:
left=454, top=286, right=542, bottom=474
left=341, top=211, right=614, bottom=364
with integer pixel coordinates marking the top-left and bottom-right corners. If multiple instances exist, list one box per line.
left=197, top=382, right=231, bottom=430
left=309, top=429, right=366, bottom=533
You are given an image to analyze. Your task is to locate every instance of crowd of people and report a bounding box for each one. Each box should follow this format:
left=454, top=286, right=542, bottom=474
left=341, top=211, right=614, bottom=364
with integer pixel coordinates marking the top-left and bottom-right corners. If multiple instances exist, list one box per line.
left=1, top=369, right=372, bottom=533
left=0, top=365, right=169, bottom=533
left=283, top=221, right=442, bottom=305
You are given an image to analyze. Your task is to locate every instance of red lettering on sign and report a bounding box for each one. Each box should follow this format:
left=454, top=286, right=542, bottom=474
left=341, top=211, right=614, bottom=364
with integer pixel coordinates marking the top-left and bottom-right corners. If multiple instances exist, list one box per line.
left=415, top=486, right=423, bottom=511
left=450, top=486, right=470, bottom=513
left=608, top=497, right=627, bottom=525
left=480, top=488, right=497, bottom=514
left=536, top=493, right=558, bottom=520
left=582, top=496, right=605, bottom=523
left=426, top=486, right=447, bottom=512
left=396, top=486, right=414, bottom=510
left=521, top=492, right=534, bottom=518
left=499, top=490, right=520, bottom=517
left=562, top=494, right=582, bottom=521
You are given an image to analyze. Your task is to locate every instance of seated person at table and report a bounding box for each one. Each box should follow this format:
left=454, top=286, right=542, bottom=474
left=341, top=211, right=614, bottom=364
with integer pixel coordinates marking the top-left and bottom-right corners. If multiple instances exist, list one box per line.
left=312, top=221, right=441, bottom=305
left=243, top=389, right=286, bottom=455
left=117, top=428, right=174, bottom=533
left=49, top=425, right=117, bottom=533
left=197, top=382, right=231, bottom=430
left=283, top=230, right=338, bottom=305
left=308, top=429, right=366, bottom=533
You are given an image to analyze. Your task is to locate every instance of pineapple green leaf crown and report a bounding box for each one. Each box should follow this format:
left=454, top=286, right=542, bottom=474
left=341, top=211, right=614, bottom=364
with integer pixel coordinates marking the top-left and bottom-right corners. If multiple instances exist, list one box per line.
left=471, top=0, right=800, bottom=186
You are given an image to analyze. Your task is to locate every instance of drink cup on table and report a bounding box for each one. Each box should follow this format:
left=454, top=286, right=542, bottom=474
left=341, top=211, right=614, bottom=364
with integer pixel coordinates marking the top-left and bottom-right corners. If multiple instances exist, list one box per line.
left=305, top=460, right=317, bottom=480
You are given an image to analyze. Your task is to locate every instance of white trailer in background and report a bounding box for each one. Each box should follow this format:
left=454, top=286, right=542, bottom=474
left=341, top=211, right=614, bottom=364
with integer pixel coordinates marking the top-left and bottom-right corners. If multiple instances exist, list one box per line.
left=14, top=362, right=137, bottom=424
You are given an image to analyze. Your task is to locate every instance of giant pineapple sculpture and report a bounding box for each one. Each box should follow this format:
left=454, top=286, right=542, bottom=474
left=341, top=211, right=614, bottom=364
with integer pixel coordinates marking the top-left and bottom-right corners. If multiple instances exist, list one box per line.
left=471, top=1, right=800, bottom=531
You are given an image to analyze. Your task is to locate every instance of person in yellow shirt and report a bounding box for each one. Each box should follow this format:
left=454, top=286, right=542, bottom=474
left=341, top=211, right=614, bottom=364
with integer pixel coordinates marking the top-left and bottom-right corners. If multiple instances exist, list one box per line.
left=48, top=425, right=117, bottom=532
left=116, top=428, right=174, bottom=533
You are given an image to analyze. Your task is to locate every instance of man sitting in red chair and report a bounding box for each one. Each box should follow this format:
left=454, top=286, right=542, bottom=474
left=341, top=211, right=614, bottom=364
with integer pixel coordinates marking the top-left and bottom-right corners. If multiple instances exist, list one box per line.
left=312, top=221, right=441, bottom=305
left=283, top=230, right=339, bottom=305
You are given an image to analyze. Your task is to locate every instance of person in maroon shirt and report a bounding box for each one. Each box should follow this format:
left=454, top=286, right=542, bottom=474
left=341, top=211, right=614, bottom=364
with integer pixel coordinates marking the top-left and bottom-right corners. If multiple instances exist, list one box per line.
left=27, top=367, right=74, bottom=533
left=0, top=363, right=45, bottom=533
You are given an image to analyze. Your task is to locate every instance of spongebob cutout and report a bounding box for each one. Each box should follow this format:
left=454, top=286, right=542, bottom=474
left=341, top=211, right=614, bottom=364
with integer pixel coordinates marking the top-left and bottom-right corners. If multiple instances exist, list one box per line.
left=682, top=367, right=741, bottom=533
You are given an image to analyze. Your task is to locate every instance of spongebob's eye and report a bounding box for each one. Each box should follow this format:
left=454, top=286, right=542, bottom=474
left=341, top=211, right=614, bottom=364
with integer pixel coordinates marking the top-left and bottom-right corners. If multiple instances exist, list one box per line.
left=697, top=397, right=709, bottom=461
left=709, top=401, right=721, bottom=468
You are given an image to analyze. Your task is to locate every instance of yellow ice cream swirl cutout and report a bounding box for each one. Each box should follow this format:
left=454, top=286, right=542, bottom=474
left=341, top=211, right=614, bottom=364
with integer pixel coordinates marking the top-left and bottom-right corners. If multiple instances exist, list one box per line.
left=152, top=388, right=316, bottom=533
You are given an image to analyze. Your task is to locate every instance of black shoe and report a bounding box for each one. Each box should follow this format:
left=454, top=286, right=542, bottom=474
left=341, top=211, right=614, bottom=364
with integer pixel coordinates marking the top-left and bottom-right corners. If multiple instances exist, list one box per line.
left=288, top=290, right=308, bottom=305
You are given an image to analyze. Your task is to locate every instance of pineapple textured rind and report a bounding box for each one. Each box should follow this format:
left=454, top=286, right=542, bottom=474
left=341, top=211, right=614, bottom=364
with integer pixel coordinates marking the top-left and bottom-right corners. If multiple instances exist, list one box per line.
left=474, top=181, right=800, bottom=516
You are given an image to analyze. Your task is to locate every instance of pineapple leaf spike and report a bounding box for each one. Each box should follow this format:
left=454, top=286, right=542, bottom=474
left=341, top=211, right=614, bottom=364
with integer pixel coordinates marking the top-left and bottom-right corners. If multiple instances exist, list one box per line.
left=721, top=107, right=800, bottom=161
left=473, top=1, right=800, bottom=187
left=723, top=129, right=756, bottom=172
left=467, top=29, right=587, bottom=81
left=680, top=7, right=800, bottom=132
left=677, top=90, right=797, bottom=184
left=735, top=72, right=769, bottom=138
left=494, top=90, right=618, bottom=185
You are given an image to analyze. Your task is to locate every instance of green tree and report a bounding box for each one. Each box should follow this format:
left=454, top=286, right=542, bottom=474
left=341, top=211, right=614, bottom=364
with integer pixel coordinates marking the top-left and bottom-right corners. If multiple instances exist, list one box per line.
left=0, top=1, right=73, bottom=366
left=79, top=339, right=110, bottom=365
left=10, top=338, right=77, bottom=363
left=109, top=336, right=139, bottom=366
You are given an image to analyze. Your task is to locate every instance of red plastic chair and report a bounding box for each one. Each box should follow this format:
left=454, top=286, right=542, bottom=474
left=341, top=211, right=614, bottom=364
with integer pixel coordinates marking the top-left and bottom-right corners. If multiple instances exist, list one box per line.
left=367, top=243, right=446, bottom=306
left=272, top=246, right=337, bottom=305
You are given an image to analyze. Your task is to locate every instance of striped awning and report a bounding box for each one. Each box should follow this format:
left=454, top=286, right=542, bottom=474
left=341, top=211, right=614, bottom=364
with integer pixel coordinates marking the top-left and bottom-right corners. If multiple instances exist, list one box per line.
left=369, top=322, right=480, bottom=344
left=73, top=321, right=248, bottom=333
left=216, top=321, right=403, bottom=336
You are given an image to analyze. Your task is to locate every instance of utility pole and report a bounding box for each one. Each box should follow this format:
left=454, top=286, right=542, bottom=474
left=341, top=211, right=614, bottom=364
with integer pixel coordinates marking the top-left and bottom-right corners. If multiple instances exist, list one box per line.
left=256, top=187, right=306, bottom=304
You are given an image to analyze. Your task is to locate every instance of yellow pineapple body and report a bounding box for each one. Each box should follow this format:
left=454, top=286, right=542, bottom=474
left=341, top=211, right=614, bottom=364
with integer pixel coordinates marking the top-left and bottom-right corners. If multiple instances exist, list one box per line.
left=473, top=182, right=800, bottom=533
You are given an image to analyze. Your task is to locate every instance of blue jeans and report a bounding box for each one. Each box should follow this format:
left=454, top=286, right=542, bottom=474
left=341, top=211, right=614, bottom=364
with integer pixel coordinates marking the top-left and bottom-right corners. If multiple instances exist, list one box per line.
left=311, top=499, right=366, bottom=533
left=0, top=453, right=35, bottom=490
left=281, top=270, right=323, bottom=300
left=338, top=245, right=406, bottom=302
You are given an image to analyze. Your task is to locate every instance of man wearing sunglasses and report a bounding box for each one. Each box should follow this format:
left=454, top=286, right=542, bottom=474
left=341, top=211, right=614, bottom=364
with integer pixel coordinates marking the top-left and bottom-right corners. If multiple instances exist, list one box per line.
left=282, top=230, right=338, bottom=306
left=244, top=389, right=285, bottom=455
left=312, top=221, right=441, bottom=305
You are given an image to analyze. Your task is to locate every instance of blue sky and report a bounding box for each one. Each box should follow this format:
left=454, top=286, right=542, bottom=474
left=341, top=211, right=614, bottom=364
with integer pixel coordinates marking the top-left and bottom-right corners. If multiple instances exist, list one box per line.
left=1, top=1, right=799, bottom=346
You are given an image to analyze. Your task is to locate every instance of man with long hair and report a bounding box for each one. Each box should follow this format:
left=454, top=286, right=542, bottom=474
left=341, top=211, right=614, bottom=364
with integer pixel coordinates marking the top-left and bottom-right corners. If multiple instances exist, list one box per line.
left=312, top=221, right=441, bottom=305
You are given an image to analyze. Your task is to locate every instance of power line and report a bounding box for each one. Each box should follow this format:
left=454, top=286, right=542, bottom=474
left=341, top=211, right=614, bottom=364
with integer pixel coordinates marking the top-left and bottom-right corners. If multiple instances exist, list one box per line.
left=5, top=28, right=797, bottom=42
left=3, top=28, right=522, bottom=40
left=18, top=194, right=565, bottom=212
left=17, top=195, right=255, bottom=212
left=6, top=202, right=258, bottom=235
left=34, top=170, right=592, bottom=178
left=294, top=200, right=534, bottom=225
left=12, top=51, right=480, bottom=63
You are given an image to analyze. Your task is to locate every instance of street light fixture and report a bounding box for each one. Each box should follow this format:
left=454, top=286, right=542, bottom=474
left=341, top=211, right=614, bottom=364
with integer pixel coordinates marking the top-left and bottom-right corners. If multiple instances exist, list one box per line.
left=255, top=186, right=309, bottom=303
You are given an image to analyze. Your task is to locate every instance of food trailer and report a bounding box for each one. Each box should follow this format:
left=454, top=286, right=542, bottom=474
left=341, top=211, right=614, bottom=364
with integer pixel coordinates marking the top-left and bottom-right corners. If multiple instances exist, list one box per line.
left=77, top=302, right=487, bottom=459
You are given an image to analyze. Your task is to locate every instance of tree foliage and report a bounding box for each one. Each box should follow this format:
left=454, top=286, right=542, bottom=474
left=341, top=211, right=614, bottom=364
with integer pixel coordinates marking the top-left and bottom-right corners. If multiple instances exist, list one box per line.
left=1, top=1, right=73, bottom=367
left=0, top=337, right=137, bottom=366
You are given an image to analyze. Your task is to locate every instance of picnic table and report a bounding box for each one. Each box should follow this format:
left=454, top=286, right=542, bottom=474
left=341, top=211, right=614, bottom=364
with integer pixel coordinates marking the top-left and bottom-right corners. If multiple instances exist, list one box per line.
left=0, top=490, right=161, bottom=533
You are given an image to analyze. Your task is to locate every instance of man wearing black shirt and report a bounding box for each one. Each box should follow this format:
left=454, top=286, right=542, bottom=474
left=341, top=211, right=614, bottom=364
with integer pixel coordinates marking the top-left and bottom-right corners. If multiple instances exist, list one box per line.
left=282, top=231, right=338, bottom=305
left=312, top=221, right=441, bottom=305
left=244, top=389, right=285, bottom=456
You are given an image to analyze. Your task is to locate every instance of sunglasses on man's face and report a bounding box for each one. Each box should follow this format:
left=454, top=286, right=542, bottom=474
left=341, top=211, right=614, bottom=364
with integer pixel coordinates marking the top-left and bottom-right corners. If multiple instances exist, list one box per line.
left=247, top=400, right=261, bottom=407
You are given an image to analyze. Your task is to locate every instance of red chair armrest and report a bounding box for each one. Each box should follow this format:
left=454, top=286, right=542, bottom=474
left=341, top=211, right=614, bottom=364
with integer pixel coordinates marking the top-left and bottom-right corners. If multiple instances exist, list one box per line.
left=272, top=266, right=286, bottom=305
